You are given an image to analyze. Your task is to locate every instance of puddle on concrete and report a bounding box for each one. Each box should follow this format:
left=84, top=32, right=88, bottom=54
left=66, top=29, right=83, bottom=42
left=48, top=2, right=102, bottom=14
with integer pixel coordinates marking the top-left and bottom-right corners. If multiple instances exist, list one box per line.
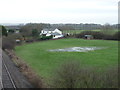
left=48, top=47, right=105, bottom=52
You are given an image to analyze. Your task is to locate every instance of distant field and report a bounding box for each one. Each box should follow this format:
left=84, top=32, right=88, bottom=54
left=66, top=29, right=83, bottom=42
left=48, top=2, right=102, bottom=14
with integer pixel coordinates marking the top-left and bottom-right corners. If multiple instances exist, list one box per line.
left=15, top=38, right=118, bottom=82
left=63, top=29, right=118, bottom=35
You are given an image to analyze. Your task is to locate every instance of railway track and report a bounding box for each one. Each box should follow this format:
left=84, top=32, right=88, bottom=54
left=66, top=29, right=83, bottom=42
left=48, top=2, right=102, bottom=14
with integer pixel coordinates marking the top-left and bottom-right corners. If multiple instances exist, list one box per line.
left=1, top=51, right=33, bottom=89
left=2, top=59, right=17, bottom=89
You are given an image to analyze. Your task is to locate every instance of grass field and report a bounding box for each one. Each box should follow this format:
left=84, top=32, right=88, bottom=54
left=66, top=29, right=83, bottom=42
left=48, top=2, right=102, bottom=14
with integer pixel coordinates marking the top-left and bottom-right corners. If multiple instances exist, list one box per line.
left=15, top=38, right=118, bottom=82
left=63, top=30, right=100, bottom=34
left=63, top=29, right=118, bottom=35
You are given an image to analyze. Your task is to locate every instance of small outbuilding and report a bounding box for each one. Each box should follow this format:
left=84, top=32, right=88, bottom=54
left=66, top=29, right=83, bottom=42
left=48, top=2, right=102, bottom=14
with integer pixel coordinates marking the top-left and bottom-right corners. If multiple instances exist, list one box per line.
left=16, top=39, right=21, bottom=43
left=84, top=35, right=93, bottom=40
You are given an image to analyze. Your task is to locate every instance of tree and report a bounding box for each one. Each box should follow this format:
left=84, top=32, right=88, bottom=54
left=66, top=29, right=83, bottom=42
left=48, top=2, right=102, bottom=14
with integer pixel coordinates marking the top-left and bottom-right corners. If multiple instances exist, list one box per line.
left=20, top=23, right=50, bottom=36
left=20, top=25, right=33, bottom=36
left=2, top=35, right=16, bottom=50
left=8, top=29, right=15, bottom=33
left=2, top=26, right=8, bottom=36
left=32, top=29, right=39, bottom=37
left=102, top=23, right=113, bottom=30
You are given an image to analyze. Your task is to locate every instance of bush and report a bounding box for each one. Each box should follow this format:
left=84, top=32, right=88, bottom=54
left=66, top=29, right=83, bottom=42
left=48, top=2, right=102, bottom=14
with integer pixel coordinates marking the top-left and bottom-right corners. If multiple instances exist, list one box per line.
left=2, top=36, right=16, bottom=50
left=41, top=35, right=53, bottom=40
left=51, top=61, right=81, bottom=88
left=32, top=29, right=39, bottom=38
left=25, top=38, right=34, bottom=43
left=51, top=61, right=118, bottom=88
left=76, top=31, right=104, bottom=39
left=101, top=30, right=116, bottom=35
left=2, top=33, right=24, bottom=50
left=112, top=31, right=120, bottom=40
left=102, top=34, right=114, bottom=40
left=102, top=31, right=120, bottom=40
left=2, top=26, right=8, bottom=36
left=101, top=67, right=118, bottom=88
left=8, top=29, right=15, bottom=34
left=75, top=31, right=120, bottom=41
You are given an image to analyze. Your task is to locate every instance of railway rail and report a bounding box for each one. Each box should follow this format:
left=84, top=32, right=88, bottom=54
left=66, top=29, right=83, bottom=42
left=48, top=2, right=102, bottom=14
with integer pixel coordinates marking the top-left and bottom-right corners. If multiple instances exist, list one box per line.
left=1, top=51, right=33, bottom=89
left=2, top=59, right=17, bottom=89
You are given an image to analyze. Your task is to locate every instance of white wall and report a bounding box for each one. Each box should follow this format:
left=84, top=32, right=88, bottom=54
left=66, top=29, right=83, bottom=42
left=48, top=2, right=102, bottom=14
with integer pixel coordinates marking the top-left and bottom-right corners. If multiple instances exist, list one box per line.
left=53, top=35, right=63, bottom=39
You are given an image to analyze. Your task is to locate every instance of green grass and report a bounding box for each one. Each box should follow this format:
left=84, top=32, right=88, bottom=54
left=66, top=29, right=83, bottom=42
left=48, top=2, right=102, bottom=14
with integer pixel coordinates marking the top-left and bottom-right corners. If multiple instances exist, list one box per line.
left=63, top=29, right=118, bottom=35
left=63, top=30, right=99, bottom=34
left=101, top=29, right=118, bottom=35
left=15, top=38, right=118, bottom=81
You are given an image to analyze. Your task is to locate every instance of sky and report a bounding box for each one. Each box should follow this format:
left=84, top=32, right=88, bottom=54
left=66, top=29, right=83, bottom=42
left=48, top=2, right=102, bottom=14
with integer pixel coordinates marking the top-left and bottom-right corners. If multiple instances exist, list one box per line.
left=0, top=0, right=119, bottom=24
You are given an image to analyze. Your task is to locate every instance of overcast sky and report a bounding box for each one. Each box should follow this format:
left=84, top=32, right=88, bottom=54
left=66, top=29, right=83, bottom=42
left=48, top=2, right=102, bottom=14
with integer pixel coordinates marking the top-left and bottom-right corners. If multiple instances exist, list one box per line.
left=0, top=0, right=119, bottom=24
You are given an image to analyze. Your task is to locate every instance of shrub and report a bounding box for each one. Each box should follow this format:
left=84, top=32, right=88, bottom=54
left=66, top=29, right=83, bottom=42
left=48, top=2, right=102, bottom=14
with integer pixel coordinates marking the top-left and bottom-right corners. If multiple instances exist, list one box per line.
left=2, top=36, right=16, bottom=50
left=32, top=29, right=39, bottom=38
left=25, top=38, right=34, bottom=43
left=51, top=61, right=118, bottom=88
left=75, top=31, right=120, bottom=41
left=2, top=26, right=8, bottom=36
left=102, top=31, right=120, bottom=40
left=51, top=61, right=81, bottom=88
left=2, top=33, right=23, bottom=50
left=102, top=34, right=114, bottom=40
left=8, top=29, right=15, bottom=34
left=101, top=30, right=116, bottom=35
left=76, top=31, right=104, bottom=39
left=41, top=35, right=53, bottom=40
left=112, top=31, right=120, bottom=40
left=11, top=33, right=23, bottom=39
left=101, top=67, right=118, bottom=88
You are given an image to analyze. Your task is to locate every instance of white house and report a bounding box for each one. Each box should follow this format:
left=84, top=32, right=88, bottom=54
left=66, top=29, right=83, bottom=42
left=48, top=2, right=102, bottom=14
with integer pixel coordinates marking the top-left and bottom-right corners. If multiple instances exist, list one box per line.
left=40, top=28, right=64, bottom=39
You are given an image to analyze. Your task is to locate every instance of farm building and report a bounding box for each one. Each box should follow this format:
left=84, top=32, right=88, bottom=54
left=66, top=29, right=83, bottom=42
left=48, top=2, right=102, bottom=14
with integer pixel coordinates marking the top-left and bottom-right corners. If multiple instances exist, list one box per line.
left=40, top=28, right=64, bottom=39
left=84, top=35, right=93, bottom=40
